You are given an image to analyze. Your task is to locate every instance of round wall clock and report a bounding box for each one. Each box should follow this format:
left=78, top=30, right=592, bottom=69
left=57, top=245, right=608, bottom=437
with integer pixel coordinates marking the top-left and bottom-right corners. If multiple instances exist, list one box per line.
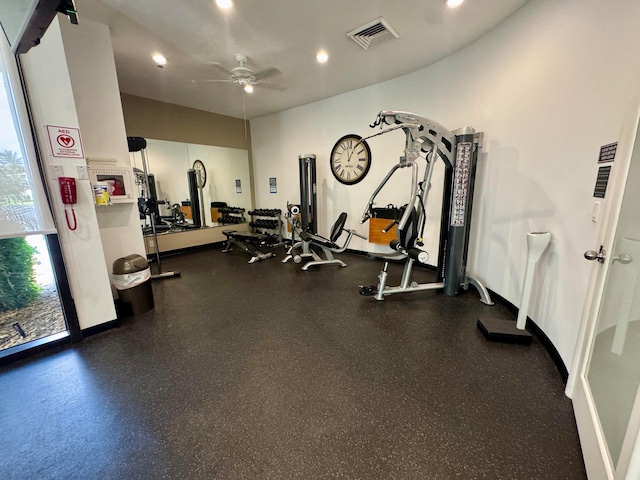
left=193, top=159, right=207, bottom=188
left=330, top=134, right=372, bottom=185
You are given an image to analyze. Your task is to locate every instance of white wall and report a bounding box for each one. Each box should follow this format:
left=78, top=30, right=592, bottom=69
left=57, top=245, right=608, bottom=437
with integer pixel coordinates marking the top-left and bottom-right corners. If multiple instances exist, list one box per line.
left=20, top=18, right=116, bottom=329
left=59, top=18, right=147, bottom=273
left=21, top=16, right=148, bottom=329
left=250, top=0, right=640, bottom=370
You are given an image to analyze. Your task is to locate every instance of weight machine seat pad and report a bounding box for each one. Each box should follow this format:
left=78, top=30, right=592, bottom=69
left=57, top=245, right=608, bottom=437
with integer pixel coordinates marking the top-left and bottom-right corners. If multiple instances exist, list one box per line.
left=299, top=231, right=338, bottom=250
left=222, top=230, right=269, bottom=242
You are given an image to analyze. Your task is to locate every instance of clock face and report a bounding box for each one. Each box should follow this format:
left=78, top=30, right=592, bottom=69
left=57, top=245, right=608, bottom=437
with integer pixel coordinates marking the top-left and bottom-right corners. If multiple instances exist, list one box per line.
left=193, top=160, right=207, bottom=188
left=330, top=134, right=372, bottom=185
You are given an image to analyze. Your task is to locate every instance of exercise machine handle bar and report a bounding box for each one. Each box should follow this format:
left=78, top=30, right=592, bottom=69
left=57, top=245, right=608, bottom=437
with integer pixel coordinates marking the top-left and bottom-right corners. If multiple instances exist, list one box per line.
left=394, top=145, right=440, bottom=245
left=342, top=229, right=367, bottom=251
left=360, top=110, right=455, bottom=224
left=360, top=111, right=458, bottom=252
left=361, top=145, right=438, bottom=246
left=382, top=219, right=397, bottom=234
left=361, top=161, right=418, bottom=224
left=361, top=162, right=402, bottom=224
left=368, top=110, right=456, bottom=168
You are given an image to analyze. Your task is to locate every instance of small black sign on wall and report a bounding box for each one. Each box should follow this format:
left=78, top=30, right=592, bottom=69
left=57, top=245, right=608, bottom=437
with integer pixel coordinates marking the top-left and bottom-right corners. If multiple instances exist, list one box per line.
left=593, top=165, right=612, bottom=198
left=598, top=142, right=617, bottom=163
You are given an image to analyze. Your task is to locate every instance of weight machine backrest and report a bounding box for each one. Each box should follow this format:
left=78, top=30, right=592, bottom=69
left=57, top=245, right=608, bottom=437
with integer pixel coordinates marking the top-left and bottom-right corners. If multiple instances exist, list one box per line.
left=330, top=212, right=348, bottom=242
left=396, top=206, right=419, bottom=250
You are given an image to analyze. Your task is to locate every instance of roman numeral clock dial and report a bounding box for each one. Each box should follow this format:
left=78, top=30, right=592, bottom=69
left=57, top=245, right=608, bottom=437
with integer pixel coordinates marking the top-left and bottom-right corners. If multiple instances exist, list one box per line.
left=330, top=134, right=372, bottom=185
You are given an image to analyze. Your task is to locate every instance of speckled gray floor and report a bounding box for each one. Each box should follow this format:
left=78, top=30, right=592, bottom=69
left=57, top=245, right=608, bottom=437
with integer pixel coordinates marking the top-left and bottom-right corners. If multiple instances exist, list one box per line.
left=0, top=246, right=586, bottom=479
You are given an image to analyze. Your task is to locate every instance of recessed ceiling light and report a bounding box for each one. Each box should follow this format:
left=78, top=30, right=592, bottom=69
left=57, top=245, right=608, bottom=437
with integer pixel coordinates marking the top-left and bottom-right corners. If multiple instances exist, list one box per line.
left=445, top=0, right=464, bottom=8
left=152, top=54, right=167, bottom=67
left=244, top=84, right=254, bottom=93
left=216, top=0, right=233, bottom=10
left=316, top=51, right=329, bottom=64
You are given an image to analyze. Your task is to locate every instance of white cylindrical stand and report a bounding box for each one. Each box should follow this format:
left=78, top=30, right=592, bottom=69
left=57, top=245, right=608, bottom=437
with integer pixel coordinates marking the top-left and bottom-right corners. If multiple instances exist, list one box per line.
left=516, top=232, right=551, bottom=330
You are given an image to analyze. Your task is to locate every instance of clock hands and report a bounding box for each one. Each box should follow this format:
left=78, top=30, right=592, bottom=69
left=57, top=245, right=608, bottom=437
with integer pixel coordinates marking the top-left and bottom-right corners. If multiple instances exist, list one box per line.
left=334, top=147, right=359, bottom=180
left=335, top=140, right=365, bottom=173
left=344, top=138, right=366, bottom=164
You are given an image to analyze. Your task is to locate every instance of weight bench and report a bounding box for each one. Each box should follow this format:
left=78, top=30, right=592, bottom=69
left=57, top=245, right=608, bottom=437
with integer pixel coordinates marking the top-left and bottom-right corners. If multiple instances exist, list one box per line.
left=283, top=212, right=366, bottom=270
left=222, top=230, right=276, bottom=264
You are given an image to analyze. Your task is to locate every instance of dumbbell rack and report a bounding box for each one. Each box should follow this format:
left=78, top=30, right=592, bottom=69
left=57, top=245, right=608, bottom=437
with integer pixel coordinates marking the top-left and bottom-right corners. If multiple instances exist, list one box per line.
left=217, top=206, right=246, bottom=225
left=248, top=209, right=283, bottom=245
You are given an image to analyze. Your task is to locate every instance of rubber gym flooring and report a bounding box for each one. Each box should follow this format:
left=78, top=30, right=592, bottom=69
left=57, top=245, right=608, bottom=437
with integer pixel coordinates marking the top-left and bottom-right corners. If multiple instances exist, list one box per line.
left=0, top=246, right=586, bottom=479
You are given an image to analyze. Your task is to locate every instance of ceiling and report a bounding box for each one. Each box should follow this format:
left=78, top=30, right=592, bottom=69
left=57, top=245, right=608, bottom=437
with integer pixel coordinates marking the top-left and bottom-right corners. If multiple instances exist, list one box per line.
left=74, top=0, right=529, bottom=120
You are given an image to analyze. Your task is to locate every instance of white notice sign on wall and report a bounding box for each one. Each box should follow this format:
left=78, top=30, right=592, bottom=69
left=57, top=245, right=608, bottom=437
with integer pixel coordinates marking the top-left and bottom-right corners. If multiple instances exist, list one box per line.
left=46, top=125, right=84, bottom=158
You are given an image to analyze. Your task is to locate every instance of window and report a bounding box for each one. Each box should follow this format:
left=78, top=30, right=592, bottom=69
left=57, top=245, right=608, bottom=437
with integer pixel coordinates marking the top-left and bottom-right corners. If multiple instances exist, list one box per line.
left=0, top=29, right=71, bottom=357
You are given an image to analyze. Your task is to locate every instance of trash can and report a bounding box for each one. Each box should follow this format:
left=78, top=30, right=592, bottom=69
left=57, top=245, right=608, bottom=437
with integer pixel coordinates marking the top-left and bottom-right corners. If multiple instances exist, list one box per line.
left=112, top=254, right=154, bottom=316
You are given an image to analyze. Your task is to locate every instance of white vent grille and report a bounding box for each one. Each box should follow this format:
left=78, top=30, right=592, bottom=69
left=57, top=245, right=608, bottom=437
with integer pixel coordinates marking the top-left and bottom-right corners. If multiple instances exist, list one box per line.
left=346, top=17, right=399, bottom=50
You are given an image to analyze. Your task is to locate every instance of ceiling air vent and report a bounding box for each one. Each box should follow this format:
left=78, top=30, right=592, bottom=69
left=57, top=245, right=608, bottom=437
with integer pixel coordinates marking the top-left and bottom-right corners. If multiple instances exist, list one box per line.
left=346, top=17, right=399, bottom=50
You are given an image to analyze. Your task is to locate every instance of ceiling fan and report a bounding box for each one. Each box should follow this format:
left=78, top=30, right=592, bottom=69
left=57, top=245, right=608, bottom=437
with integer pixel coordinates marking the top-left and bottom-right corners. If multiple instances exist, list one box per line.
left=194, top=54, right=282, bottom=93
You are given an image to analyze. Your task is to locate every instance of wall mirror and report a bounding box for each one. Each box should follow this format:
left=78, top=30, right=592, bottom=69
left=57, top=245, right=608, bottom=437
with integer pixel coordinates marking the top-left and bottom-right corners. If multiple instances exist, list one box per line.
left=129, top=139, right=253, bottom=232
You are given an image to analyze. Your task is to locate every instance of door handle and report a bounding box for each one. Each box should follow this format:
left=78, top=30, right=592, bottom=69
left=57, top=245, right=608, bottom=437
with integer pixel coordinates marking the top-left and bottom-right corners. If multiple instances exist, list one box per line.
left=584, top=246, right=606, bottom=263
left=613, top=253, right=633, bottom=264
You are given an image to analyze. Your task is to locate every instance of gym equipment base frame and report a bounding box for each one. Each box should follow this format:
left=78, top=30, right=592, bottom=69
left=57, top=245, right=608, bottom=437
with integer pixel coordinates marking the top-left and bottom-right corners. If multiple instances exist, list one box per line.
left=282, top=239, right=318, bottom=265
left=222, top=230, right=277, bottom=264
left=283, top=212, right=366, bottom=270
left=369, top=258, right=493, bottom=303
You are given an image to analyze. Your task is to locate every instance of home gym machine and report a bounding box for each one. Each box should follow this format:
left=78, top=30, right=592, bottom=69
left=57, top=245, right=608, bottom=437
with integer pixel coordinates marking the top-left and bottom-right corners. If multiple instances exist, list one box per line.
left=358, top=110, right=492, bottom=303
left=135, top=169, right=188, bottom=234
left=127, top=136, right=180, bottom=279
left=283, top=154, right=365, bottom=269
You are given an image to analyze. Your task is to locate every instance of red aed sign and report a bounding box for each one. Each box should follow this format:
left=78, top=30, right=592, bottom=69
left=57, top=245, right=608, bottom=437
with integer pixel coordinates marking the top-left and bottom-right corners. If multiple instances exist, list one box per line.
left=46, top=125, right=84, bottom=158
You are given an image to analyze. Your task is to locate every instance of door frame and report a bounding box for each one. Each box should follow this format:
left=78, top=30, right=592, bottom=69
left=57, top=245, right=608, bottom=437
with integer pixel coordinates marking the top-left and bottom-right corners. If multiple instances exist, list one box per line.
left=0, top=43, right=82, bottom=366
left=566, top=91, right=640, bottom=478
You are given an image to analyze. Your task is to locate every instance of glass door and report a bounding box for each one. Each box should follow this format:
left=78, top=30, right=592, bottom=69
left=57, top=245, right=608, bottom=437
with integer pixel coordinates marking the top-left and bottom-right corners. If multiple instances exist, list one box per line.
left=0, top=27, right=77, bottom=358
left=571, top=108, right=640, bottom=479
left=583, top=139, right=640, bottom=475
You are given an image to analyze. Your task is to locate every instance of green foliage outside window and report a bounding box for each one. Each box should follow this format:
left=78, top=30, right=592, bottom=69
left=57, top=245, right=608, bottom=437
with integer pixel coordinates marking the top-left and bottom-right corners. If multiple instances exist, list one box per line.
left=0, top=149, right=32, bottom=206
left=0, top=149, right=38, bottom=230
left=0, top=237, right=40, bottom=312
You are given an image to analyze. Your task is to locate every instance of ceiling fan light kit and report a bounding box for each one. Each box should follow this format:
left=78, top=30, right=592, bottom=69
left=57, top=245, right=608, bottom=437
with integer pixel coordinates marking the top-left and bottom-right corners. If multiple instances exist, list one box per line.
left=215, top=0, right=233, bottom=10
left=446, top=0, right=465, bottom=8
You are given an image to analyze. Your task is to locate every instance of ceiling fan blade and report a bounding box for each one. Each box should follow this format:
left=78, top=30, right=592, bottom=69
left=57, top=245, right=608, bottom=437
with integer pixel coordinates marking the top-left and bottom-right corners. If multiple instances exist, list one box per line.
left=208, top=62, right=234, bottom=76
left=191, top=79, right=235, bottom=84
left=253, top=67, right=281, bottom=81
left=257, top=82, right=286, bottom=91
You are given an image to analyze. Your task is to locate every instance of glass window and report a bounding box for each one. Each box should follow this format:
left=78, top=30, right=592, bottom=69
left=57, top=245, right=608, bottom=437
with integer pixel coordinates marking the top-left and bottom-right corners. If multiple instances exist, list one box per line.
left=0, top=24, right=67, bottom=355
left=0, top=31, right=55, bottom=239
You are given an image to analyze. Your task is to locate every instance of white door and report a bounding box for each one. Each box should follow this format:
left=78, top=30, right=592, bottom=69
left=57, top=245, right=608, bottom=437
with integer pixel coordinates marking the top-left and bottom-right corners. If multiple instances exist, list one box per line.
left=569, top=104, right=640, bottom=479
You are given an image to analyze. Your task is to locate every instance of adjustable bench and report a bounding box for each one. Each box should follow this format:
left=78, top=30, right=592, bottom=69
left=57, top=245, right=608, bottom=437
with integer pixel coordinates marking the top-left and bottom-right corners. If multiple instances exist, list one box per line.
left=222, top=230, right=277, bottom=264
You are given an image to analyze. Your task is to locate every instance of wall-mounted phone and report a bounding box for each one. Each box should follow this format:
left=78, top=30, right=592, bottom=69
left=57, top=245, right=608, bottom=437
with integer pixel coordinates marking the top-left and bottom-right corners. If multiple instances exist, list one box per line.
left=58, top=177, right=77, bottom=230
